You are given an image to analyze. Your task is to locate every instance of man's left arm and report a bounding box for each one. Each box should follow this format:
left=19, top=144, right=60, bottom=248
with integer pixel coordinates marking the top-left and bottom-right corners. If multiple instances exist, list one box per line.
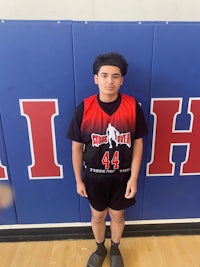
left=125, top=138, right=143, bottom=199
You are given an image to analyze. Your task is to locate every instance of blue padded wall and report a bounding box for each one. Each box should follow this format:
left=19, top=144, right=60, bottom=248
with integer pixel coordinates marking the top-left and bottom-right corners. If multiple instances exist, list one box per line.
left=0, top=21, right=79, bottom=223
left=144, top=23, right=200, bottom=219
left=72, top=21, right=153, bottom=221
left=0, top=21, right=200, bottom=225
left=0, top=117, right=16, bottom=224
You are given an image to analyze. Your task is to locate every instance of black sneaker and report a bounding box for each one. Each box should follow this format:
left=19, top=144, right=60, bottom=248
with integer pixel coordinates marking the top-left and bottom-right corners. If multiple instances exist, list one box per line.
left=110, top=250, right=124, bottom=267
left=87, top=250, right=107, bottom=267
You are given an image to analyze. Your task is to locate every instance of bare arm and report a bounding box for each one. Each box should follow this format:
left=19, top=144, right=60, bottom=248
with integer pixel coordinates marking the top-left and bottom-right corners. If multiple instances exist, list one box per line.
left=72, top=141, right=88, bottom=198
left=125, top=138, right=143, bottom=199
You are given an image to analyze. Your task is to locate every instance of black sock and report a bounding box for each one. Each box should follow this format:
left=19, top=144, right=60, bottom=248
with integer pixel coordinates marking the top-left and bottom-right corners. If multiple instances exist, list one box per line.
left=95, top=241, right=107, bottom=256
left=110, top=240, right=120, bottom=255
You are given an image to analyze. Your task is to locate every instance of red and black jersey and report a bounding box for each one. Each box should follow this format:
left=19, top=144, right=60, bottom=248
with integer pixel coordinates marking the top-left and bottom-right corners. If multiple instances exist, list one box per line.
left=81, top=94, right=136, bottom=136
left=67, top=93, right=148, bottom=171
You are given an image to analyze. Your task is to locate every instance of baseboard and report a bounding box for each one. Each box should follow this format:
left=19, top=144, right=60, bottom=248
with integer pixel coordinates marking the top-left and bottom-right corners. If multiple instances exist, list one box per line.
left=0, top=222, right=200, bottom=242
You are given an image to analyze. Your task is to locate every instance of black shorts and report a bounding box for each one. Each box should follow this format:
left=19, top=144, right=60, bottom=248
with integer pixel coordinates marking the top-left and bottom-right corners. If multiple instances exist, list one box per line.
left=84, top=168, right=136, bottom=211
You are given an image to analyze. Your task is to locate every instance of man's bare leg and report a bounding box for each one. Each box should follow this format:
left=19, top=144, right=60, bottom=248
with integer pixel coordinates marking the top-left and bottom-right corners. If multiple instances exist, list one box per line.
left=90, top=206, right=107, bottom=243
left=109, top=208, right=125, bottom=267
left=87, top=206, right=108, bottom=267
left=109, top=208, right=125, bottom=243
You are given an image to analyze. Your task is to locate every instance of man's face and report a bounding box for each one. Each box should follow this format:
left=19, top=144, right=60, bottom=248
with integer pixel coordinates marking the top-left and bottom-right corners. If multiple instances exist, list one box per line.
left=94, top=65, right=124, bottom=102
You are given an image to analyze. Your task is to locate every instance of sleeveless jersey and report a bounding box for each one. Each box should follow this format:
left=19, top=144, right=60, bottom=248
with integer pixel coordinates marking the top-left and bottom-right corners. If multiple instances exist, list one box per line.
left=81, top=94, right=136, bottom=172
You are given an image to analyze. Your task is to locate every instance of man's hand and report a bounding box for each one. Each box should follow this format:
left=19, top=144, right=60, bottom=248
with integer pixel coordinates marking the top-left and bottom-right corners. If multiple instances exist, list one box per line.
left=125, top=178, right=137, bottom=199
left=77, top=180, right=88, bottom=198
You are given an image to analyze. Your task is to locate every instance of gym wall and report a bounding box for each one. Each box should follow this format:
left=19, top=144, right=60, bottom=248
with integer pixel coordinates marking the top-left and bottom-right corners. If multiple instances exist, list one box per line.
left=0, top=20, right=200, bottom=225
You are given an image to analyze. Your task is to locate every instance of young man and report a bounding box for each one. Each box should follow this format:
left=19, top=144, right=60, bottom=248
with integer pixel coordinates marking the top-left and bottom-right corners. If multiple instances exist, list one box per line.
left=67, top=52, right=148, bottom=267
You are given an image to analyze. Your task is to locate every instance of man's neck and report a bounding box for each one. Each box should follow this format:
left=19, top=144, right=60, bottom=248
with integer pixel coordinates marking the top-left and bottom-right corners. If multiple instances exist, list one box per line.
left=99, top=93, right=119, bottom=103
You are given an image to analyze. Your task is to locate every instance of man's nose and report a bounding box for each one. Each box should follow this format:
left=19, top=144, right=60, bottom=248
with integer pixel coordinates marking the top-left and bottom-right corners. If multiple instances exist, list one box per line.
left=107, top=76, right=113, bottom=83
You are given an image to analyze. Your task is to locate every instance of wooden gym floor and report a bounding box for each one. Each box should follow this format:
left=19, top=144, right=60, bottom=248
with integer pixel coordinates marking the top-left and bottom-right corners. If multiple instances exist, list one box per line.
left=0, top=235, right=200, bottom=267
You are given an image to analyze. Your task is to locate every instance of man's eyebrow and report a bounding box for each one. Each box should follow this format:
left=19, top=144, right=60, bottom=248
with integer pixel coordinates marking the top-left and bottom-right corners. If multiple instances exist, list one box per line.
left=100, top=72, right=121, bottom=76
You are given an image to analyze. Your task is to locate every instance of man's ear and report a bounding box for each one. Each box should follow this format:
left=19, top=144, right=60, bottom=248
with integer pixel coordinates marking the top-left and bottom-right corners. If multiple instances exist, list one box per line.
left=94, top=74, right=98, bottom=84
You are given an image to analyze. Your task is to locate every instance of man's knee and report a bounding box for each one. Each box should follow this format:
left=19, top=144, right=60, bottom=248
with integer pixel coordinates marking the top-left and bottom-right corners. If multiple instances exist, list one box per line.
left=91, top=208, right=107, bottom=224
left=109, top=209, right=124, bottom=224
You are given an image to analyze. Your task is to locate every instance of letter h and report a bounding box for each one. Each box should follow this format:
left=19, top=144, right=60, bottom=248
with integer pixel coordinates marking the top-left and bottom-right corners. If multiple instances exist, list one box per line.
left=147, top=98, right=200, bottom=176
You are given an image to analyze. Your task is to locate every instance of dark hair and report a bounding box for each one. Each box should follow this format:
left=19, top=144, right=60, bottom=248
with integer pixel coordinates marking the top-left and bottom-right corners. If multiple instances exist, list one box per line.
left=93, top=52, right=128, bottom=76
